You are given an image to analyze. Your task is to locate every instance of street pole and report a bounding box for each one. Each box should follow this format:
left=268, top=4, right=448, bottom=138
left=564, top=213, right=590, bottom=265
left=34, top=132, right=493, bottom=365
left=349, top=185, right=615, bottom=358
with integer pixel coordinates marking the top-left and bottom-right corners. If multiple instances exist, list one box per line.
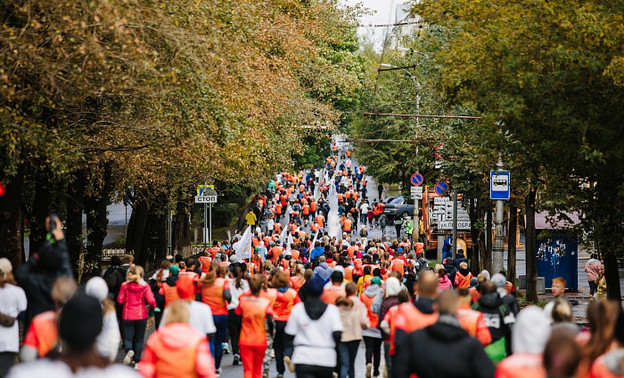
left=492, top=157, right=505, bottom=274
left=452, top=190, right=458, bottom=259
left=209, top=203, right=213, bottom=247
left=203, top=203, right=208, bottom=247
left=167, top=209, right=173, bottom=256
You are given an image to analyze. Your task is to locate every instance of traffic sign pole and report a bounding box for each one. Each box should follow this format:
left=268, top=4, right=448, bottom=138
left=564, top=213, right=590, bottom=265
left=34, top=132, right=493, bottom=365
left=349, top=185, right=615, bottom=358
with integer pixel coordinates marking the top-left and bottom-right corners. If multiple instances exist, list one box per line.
left=452, top=190, right=458, bottom=259
left=209, top=203, right=213, bottom=247
left=492, top=158, right=506, bottom=275
left=204, top=203, right=208, bottom=247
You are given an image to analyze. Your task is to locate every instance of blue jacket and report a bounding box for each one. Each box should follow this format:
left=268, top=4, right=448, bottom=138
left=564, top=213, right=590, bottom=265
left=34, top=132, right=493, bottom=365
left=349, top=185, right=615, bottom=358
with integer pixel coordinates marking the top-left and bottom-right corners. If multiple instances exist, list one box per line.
left=311, top=246, right=325, bottom=260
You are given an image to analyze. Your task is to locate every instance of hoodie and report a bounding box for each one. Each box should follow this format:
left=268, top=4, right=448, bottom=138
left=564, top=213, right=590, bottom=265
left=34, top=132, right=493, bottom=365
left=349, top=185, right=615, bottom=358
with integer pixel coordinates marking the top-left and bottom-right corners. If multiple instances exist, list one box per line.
left=495, top=307, right=550, bottom=377
left=393, top=315, right=495, bottom=378
left=314, top=262, right=333, bottom=283
left=139, top=323, right=215, bottom=378
left=117, top=281, right=156, bottom=320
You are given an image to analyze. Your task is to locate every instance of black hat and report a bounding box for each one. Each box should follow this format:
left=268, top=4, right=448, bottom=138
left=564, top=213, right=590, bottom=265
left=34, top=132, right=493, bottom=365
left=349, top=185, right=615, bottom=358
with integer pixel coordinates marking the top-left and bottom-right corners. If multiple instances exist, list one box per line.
left=59, top=291, right=102, bottom=350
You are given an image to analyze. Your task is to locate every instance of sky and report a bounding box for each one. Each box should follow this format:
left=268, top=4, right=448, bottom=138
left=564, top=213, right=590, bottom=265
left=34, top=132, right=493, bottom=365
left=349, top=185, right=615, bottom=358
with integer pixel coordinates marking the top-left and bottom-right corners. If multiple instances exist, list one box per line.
left=343, top=0, right=401, bottom=51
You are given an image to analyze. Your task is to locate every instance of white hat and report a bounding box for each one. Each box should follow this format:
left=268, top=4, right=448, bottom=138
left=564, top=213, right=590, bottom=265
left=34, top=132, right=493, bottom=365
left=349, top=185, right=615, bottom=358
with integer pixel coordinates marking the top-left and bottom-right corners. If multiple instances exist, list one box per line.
left=85, top=276, right=109, bottom=302
left=0, top=258, right=12, bottom=276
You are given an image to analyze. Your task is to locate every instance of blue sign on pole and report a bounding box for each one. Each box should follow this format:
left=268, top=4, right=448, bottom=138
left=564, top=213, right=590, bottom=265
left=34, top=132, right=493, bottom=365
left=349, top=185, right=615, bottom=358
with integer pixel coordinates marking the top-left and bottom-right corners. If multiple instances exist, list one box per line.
left=410, top=173, right=424, bottom=186
left=490, top=170, right=510, bottom=200
left=434, top=182, right=448, bottom=196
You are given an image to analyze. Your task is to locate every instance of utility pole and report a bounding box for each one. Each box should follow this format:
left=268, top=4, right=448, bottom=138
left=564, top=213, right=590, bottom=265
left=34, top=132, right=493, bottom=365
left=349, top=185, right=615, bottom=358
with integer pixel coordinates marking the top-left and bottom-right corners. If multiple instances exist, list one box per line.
left=492, top=156, right=505, bottom=274
left=452, top=189, right=458, bottom=259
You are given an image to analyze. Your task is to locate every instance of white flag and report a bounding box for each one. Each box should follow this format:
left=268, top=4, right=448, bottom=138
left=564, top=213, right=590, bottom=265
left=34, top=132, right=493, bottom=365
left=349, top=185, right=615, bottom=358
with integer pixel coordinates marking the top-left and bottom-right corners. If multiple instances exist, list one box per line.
left=233, top=226, right=253, bottom=260
left=280, top=223, right=288, bottom=245
left=286, top=233, right=294, bottom=252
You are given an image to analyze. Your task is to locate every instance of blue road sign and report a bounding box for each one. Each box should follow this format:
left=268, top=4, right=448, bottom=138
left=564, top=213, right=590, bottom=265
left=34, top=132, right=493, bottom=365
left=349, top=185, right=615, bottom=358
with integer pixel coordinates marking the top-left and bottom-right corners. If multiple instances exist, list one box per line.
left=410, top=173, right=424, bottom=186
left=490, top=170, right=510, bottom=200
left=435, top=182, right=448, bottom=196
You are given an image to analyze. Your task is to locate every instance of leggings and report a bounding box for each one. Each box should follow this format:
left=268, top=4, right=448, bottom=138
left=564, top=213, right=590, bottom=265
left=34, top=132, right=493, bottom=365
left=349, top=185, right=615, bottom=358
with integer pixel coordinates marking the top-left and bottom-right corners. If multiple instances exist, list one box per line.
left=228, top=309, right=242, bottom=356
left=274, top=320, right=294, bottom=374
left=363, top=336, right=382, bottom=375
left=295, top=364, right=335, bottom=378
left=240, top=345, right=265, bottom=378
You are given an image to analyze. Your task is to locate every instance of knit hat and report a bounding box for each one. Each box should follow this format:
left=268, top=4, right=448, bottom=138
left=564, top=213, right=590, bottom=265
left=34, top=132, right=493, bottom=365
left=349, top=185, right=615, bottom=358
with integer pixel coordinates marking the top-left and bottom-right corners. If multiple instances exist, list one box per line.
left=85, top=277, right=109, bottom=303
left=176, top=276, right=195, bottom=300
left=305, top=276, right=325, bottom=297
left=169, top=265, right=180, bottom=276
left=0, top=258, right=12, bottom=276
left=480, top=270, right=491, bottom=280
left=371, top=276, right=382, bottom=286
left=512, top=306, right=551, bottom=354
left=491, top=273, right=506, bottom=289
left=109, top=256, right=122, bottom=267
left=59, top=292, right=103, bottom=350
left=469, top=277, right=478, bottom=289
left=385, top=277, right=401, bottom=296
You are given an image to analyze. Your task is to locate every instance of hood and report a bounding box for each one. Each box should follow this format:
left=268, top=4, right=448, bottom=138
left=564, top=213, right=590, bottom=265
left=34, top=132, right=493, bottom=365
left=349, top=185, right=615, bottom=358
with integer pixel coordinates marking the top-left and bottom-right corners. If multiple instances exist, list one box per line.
left=587, top=258, right=599, bottom=265
left=127, top=281, right=148, bottom=292
left=385, top=277, right=401, bottom=297
left=458, top=268, right=470, bottom=276
left=425, top=316, right=469, bottom=342
left=165, top=276, right=179, bottom=286
left=414, top=297, right=436, bottom=314
left=603, top=349, right=624, bottom=375
left=304, top=296, right=329, bottom=320
left=512, top=306, right=551, bottom=354
left=364, top=284, right=382, bottom=297
left=158, top=323, right=201, bottom=350
left=478, top=292, right=503, bottom=308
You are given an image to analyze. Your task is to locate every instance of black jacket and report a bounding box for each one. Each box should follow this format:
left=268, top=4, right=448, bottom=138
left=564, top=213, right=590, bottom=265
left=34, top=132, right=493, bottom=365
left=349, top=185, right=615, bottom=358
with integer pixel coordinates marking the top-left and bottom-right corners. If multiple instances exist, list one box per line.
left=393, top=315, right=495, bottom=378
left=472, top=292, right=513, bottom=343
left=15, top=239, right=73, bottom=328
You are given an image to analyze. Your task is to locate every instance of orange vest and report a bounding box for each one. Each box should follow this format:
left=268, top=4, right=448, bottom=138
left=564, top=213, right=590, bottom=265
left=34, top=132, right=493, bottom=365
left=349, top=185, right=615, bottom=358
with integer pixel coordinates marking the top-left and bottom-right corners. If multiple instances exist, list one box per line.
left=199, top=278, right=229, bottom=315
left=344, top=266, right=354, bottom=282
left=387, top=303, right=439, bottom=355
left=24, top=310, right=58, bottom=357
left=343, top=219, right=352, bottom=231
left=291, top=249, right=300, bottom=260
left=455, top=272, right=472, bottom=289
left=163, top=283, right=180, bottom=308
left=273, top=288, right=299, bottom=321
left=321, top=285, right=346, bottom=305
left=360, top=291, right=379, bottom=328
left=391, top=259, right=405, bottom=276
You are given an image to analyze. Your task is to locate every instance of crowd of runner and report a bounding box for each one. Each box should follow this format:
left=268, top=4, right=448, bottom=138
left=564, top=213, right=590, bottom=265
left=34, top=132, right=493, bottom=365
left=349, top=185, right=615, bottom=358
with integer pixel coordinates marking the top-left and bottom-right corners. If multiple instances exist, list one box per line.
left=1, top=144, right=623, bottom=378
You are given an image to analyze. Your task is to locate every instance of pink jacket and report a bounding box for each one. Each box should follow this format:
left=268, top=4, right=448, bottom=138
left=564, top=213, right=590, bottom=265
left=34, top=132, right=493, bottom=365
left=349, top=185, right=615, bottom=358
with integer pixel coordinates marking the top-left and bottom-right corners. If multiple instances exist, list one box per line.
left=438, top=275, right=453, bottom=290
left=117, top=281, right=156, bottom=320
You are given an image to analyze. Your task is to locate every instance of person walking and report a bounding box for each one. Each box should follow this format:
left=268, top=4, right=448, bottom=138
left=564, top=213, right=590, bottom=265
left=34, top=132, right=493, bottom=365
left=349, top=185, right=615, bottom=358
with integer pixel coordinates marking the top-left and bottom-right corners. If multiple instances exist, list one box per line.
left=336, top=283, right=368, bottom=378
left=199, top=263, right=231, bottom=373
left=361, top=277, right=383, bottom=378
left=271, top=270, right=300, bottom=378
left=236, top=275, right=274, bottom=378
left=117, top=264, right=156, bottom=367
left=584, top=253, right=602, bottom=296
left=285, top=277, right=343, bottom=378
left=228, top=264, right=249, bottom=366
left=0, top=258, right=27, bottom=376
left=85, top=276, right=121, bottom=362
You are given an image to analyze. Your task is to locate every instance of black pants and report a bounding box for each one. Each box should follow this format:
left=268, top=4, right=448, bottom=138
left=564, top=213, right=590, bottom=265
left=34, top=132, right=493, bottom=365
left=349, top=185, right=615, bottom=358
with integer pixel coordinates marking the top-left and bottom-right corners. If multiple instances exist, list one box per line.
left=274, top=321, right=294, bottom=374
left=589, top=280, right=597, bottom=296
left=295, top=364, right=334, bottom=378
left=363, top=336, right=382, bottom=375
left=122, top=318, right=147, bottom=362
left=0, top=352, right=16, bottom=377
left=228, top=309, right=242, bottom=356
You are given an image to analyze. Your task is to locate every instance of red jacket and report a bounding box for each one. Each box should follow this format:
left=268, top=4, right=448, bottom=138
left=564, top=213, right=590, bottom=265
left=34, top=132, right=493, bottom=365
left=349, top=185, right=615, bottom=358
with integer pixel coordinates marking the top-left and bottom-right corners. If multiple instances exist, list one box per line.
left=139, top=323, right=215, bottom=378
left=117, top=281, right=156, bottom=320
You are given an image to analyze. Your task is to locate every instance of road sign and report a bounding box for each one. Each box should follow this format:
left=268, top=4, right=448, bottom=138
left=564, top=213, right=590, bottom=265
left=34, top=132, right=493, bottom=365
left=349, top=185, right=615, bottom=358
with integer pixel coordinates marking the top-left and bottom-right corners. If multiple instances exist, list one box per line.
left=439, top=221, right=471, bottom=230
left=435, top=182, right=448, bottom=196
left=410, top=186, right=423, bottom=200
left=197, top=185, right=215, bottom=196
left=195, top=195, right=217, bottom=203
left=490, top=170, right=510, bottom=200
left=410, top=173, right=424, bottom=186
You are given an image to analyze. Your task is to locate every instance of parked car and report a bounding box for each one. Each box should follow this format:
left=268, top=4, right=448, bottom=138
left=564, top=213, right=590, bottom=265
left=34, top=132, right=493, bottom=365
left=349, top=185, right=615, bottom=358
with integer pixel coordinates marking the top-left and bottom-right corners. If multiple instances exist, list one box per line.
left=384, top=196, right=415, bottom=218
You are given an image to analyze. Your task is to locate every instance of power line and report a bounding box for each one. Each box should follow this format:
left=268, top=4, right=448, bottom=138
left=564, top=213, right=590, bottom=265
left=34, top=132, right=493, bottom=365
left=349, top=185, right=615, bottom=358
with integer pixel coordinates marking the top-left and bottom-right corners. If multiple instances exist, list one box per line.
left=364, top=112, right=481, bottom=120
left=377, top=65, right=417, bottom=72
left=348, top=138, right=421, bottom=143
left=358, top=21, right=422, bottom=28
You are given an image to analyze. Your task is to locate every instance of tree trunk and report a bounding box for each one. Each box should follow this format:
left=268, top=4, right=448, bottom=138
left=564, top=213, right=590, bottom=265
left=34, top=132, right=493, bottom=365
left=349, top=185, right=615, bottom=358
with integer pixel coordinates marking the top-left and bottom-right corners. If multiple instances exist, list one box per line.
left=604, top=252, right=621, bottom=300
left=507, top=205, right=517, bottom=284
left=29, top=169, right=53, bottom=256
left=0, top=169, right=25, bottom=268
left=66, top=171, right=85, bottom=275
left=469, top=196, right=480, bottom=275
left=126, top=197, right=149, bottom=265
left=173, top=196, right=192, bottom=255
left=525, top=187, right=538, bottom=302
left=85, top=165, right=111, bottom=280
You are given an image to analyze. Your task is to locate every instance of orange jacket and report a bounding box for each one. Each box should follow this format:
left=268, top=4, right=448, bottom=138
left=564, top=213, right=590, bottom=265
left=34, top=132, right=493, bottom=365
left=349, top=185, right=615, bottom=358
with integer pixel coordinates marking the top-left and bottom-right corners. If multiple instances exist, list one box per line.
left=23, top=310, right=57, bottom=357
left=384, top=303, right=439, bottom=355
left=139, top=323, right=215, bottom=378
left=273, top=288, right=300, bottom=322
